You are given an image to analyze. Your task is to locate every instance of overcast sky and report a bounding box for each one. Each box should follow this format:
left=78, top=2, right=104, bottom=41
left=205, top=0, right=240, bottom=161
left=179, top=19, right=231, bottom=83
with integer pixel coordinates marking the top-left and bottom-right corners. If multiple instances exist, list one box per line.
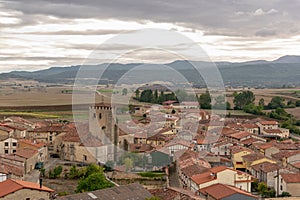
left=1, top=0, right=300, bottom=72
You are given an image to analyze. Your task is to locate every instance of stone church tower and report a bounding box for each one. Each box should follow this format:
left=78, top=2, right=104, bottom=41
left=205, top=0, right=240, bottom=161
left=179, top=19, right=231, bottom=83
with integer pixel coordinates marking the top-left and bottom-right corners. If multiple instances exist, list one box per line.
left=89, top=103, right=118, bottom=162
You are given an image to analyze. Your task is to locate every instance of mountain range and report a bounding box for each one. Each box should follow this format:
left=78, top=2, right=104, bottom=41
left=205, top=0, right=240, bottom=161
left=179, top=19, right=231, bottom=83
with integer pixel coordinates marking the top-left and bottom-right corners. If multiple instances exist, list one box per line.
left=1, top=55, right=300, bottom=88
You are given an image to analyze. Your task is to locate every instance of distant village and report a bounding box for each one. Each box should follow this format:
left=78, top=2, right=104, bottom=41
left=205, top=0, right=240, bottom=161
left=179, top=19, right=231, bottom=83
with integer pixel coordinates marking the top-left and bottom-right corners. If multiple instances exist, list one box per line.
left=0, top=99, right=300, bottom=200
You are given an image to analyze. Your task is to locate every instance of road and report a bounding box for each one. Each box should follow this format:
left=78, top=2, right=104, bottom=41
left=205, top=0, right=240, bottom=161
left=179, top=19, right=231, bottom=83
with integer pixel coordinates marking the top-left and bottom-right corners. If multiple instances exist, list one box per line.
left=24, top=158, right=60, bottom=183
left=290, top=133, right=300, bottom=141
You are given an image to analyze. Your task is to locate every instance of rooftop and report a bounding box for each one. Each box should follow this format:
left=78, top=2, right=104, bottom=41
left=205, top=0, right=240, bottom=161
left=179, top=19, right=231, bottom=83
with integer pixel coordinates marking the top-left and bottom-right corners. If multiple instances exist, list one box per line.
left=199, top=183, right=258, bottom=199
left=0, top=179, right=54, bottom=198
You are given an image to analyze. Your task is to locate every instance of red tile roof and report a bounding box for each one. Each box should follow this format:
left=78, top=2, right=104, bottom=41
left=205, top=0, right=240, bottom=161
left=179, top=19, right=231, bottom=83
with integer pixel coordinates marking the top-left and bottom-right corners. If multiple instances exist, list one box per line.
left=230, top=146, right=253, bottom=154
left=259, top=121, right=278, bottom=125
left=281, top=173, right=300, bottom=183
left=263, top=129, right=282, bottom=134
left=0, top=179, right=54, bottom=197
left=18, top=139, right=46, bottom=148
left=15, top=148, right=38, bottom=159
left=242, top=124, right=259, bottom=129
left=199, top=183, right=257, bottom=199
left=251, top=162, right=279, bottom=173
left=229, top=131, right=252, bottom=140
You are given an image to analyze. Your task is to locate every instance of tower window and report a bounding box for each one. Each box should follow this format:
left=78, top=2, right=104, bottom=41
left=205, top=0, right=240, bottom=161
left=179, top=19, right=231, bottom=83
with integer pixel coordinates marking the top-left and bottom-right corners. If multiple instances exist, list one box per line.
left=93, top=113, right=96, bottom=118
left=99, top=113, right=102, bottom=119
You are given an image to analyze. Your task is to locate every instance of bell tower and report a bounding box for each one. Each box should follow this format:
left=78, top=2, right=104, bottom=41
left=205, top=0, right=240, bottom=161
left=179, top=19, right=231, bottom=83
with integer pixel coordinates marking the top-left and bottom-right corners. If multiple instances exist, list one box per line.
left=89, top=103, right=118, bottom=162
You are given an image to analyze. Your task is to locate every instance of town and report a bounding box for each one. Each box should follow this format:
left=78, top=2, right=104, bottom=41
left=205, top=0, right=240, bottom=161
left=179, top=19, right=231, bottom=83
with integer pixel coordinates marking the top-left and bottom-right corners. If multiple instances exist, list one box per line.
left=0, top=89, right=300, bottom=200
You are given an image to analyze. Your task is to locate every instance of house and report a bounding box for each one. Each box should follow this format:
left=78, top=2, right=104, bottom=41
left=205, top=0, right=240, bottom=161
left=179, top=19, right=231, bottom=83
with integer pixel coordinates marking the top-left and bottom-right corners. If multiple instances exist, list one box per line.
left=59, top=128, right=109, bottom=164
left=164, top=139, right=192, bottom=156
left=272, top=150, right=300, bottom=168
left=227, top=131, right=252, bottom=142
left=261, top=128, right=290, bottom=139
left=17, top=139, right=48, bottom=163
left=27, top=124, right=65, bottom=154
left=58, top=183, right=153, bottom=200
left=190, top=166, right=253, bottom=193
left=257, top=121, right=279, bottom=131
left=180, top=164, right=210, bottom=189
left=146, top=132, right=171, bottom=147
left=0, top=179, right=54, bottom=200
left=0, top=153, right=25, bottom=179
left=210, top=139, right=233, bottom=156
left=199, top=183, right=258, bottom=200
left=14, top=148, right=39, bottom=173
left=180, top=101, right=199, bottom=109
left=242, top=123, right=259, bottom=134
left=0, top=137, right=18, bottom=154
left=0, top=126, right=13, bottom=137
left=251, top=162, right=280, bottom=188
left=242, top=153, right=276, bottom=172
left=256, top=120, right=289, bottom=138
left=275, top=173, right=300, bottom=197
left=230, top=146, right=253, bottom=170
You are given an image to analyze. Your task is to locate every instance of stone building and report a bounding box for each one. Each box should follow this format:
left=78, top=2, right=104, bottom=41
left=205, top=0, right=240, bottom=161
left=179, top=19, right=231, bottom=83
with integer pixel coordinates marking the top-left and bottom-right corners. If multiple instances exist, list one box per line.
left=89, top=103, right=119, bottom=162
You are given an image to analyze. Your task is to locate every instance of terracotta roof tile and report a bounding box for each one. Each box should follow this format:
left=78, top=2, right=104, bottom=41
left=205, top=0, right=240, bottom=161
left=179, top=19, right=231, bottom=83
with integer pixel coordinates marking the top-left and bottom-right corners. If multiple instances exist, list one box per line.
left=15, top=148, right=38, bottom=159
left=229, top=131, right=252, bottom=139
left=199, top=183, right=258, bottom=199
left=281, top=173, right=300, bottom=183
left=0, top=179, right=53, bottom=197
left=251, top=162, right=279, bottom=173
left=242, top=153, right=265, bottom=162
left=259, top=121, right=278, bottom=125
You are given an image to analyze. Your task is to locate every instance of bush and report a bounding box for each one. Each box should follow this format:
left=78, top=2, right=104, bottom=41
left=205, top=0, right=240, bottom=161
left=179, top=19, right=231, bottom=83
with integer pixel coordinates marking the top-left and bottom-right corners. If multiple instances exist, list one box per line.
left=278, top=192, right=291, bottom=197
left=76, top=172, right=114, bottom=193
left=48, top=165, right=63, bottom=179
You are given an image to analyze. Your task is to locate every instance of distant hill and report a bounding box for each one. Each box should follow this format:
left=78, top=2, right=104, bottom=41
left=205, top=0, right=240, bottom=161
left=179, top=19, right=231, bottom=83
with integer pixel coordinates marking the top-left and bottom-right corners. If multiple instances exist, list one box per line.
left=1, top=55, right=300, bottom=88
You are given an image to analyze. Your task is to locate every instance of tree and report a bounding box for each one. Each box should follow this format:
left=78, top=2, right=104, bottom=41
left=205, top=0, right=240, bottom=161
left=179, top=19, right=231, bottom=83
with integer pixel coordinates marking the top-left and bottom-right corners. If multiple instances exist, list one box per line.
left=243, top=103, right=264, bottom=115
left=85, top=164, right=102, bottom=178
left=199, top=91, right=211, bottom=109
left=135, top=89, right=140, bottom=99
left=287, top=100, right=296, bottom=108
left=153, top=90, right=158, bottom=103
left=76, top=172, right=114, bottom=193
left=268, top=96, right=285, bottom=109
left=259, top=98, right=265, bottom=108
left=124, top=157, right=133, bottom=172
left=122, top=88, right=128, bottom=96
left=233, top=91, right=255, bottom=110
left=140, top=89, right=153, bottom=103
left=257, top=182, right=268, bottom=197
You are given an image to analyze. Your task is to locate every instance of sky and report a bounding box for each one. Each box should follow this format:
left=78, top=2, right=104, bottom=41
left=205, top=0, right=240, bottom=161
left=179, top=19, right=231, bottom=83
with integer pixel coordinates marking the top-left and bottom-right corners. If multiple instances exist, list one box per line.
left=1, top=0, right=300, bottom=72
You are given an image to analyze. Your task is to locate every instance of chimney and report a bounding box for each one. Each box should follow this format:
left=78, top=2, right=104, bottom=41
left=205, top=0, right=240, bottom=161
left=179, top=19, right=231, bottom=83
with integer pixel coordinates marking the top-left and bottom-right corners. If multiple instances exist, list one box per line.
left=39, top=178, right=43, bottom=189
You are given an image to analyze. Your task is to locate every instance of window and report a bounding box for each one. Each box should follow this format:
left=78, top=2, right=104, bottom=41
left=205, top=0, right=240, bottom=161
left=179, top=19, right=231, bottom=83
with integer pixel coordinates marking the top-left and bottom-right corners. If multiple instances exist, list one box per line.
left=99, top=113, right=102, bottom=119
left=12, top=150, right=16, bottom=153
left=26, top=198, right=30, bottom=200
left=12, top=142, right=17, bottom=147
left=4, top=142, right=8, bottom=146
left=280, top=185, right=283, bottom=190
left=49, top=136, right=52, bottom=141
left=4, top=150, right=8, bottom=154
left=83, top=155, right=87, bottom=161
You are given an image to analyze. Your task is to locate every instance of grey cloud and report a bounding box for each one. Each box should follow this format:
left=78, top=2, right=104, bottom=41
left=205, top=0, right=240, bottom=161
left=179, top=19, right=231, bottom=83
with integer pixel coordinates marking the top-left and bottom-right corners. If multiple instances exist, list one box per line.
left=17, top=29, right=126, bottom=36
left=3, top=0, right=300, bottom=37
left=255, top=29, right=276, bottom=37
